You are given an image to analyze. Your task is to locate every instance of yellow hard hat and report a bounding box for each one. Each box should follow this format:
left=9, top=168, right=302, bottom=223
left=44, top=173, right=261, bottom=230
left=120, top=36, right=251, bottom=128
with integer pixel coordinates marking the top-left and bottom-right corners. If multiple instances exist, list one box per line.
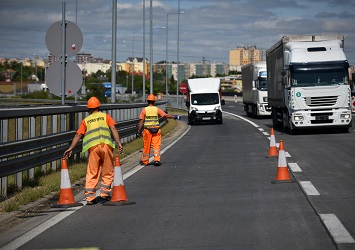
left=87, top=97, right=101, bottom=108
left=147, top=94, right=155, bottom=101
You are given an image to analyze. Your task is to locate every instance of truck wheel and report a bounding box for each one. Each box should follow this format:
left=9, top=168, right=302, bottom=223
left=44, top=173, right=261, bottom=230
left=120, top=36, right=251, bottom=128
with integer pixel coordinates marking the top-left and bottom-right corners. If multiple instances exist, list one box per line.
left=188, top=115, right=194, bottom=125
left=252, top=105, right=258, bottom=119
left=272, top=108, right=279, bottom=128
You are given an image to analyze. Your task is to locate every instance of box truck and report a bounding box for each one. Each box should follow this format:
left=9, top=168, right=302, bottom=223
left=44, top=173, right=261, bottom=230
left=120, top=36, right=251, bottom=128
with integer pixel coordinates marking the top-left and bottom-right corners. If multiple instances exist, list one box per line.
left=185, top=78, right=225, bottom=125
left=266, top=34, right=352, bottom=133
left=242, top=61, right=271, bottom=118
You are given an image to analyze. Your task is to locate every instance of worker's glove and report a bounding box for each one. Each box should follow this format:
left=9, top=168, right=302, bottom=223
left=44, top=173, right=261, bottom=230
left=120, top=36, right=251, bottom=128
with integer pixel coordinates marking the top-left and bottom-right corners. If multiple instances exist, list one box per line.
left=136, top=131, right=142, bottom=138
left=174, top=115, right=181, bottom=120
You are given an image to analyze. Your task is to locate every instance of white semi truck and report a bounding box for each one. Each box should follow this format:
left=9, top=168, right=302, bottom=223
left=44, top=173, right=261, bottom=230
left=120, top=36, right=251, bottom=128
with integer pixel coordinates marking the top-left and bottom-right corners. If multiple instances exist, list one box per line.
left=242, top=61, right=271, bottom=118
left=266, top=34, right=352, bottom=133
left=185, top=78, right=225, bottom=125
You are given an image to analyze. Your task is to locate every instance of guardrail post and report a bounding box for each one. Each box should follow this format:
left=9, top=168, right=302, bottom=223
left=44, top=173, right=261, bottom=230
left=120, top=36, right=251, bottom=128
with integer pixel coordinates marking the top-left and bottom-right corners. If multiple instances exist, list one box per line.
left=15, top=118, right=23, bottom=190
left=51, top=115, right=58, bottom=171
left=28, top=117, right=36, bottom=180
left=41, top=116, right=48, bottom=172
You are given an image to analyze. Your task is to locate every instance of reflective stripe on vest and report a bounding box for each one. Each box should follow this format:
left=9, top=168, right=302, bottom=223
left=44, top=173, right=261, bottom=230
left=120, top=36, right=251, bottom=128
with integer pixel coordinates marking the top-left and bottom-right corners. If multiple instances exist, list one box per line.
left=144, top=106, right=159, bottom=128
left=82, top=112, right=115, bottom=153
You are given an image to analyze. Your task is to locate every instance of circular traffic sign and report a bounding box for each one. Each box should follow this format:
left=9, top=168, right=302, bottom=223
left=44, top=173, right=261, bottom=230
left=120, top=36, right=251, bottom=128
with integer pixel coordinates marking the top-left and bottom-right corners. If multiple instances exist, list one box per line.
left=46, top=60, right=83, bottom=97
left=180, top=83, right=187, bottom=93
left=45, top=21, right=83, bottom=58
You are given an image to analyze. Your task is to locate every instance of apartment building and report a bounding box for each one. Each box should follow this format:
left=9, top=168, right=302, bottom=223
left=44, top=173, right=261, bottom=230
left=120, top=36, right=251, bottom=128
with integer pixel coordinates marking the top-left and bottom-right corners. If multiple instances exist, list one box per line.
left=229, top=45, right=263, bottom=70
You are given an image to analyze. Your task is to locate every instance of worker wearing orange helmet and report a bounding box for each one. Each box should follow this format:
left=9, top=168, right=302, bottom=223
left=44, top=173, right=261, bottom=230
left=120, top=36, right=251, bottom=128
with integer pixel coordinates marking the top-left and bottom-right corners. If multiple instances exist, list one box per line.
left=138, top=94, right=181, bottom=166
left=63, top=96, right=123, bottom=205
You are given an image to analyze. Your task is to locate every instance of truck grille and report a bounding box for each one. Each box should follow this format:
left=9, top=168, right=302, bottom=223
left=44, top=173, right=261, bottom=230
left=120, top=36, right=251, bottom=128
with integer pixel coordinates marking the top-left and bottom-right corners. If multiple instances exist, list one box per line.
left=303, top=96, right=338, bottom=107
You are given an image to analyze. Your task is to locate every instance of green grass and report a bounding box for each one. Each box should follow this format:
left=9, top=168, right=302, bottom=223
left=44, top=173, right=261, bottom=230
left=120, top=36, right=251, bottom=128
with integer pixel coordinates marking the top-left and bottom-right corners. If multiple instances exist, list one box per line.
left=0, top=119, right=178, bottom=213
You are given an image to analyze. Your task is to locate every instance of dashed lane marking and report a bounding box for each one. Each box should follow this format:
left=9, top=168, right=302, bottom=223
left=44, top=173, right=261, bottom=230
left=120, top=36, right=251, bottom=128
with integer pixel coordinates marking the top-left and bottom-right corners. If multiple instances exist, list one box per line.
left=320, top=214, right=355, bottom=244
left=300, top=181, right=320, bottom=196
left=288, top=162, right=302, bottom=172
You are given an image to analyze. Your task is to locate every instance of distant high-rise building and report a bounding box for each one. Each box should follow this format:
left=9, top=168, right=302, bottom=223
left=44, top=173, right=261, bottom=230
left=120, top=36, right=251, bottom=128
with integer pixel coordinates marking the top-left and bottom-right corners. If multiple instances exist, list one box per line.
left=229, top=45, right=263, bottom=67
left=76, top=53, right=93, bottom=63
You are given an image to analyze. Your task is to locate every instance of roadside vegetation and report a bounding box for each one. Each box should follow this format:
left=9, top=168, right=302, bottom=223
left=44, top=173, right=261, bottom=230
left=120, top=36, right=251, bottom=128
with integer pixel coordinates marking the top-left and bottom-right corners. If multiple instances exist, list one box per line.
left=0, top=111, right=183, bottom=213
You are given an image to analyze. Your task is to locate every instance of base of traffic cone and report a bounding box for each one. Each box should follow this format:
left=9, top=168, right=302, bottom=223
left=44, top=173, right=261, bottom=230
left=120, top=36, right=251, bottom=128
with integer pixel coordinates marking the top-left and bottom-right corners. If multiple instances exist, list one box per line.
left=271, top=179, right=294, bottom=184
left=51, top=202, right=83, bottom=208
left=103, top=200, right=136, bottom=206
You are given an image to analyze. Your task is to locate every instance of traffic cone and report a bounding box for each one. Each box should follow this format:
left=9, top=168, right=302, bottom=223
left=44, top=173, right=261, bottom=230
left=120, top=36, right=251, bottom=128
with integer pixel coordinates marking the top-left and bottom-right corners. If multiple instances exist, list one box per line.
left=104, top=155, right=136, bottom=206
left=271, top=140, right=293, bottom=184
left=51, top=158, right=83, bottom=208
left=268, top=128, right=278, bottom=157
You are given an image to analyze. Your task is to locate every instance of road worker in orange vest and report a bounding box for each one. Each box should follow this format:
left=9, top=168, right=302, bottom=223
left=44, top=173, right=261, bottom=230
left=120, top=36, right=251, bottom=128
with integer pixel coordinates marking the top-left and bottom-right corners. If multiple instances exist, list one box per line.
left=63, top=97, right=123, bottom=205
left=138, top=94, right=181, bottom=166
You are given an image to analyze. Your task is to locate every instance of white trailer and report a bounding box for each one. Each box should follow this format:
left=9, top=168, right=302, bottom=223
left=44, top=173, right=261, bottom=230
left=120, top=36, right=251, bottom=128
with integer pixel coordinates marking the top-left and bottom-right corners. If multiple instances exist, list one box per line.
left=185, top=78, right=225, bottom=125
left=242, top=61, right=271, bottom=118
left=266, top=34, right=352, bottom=133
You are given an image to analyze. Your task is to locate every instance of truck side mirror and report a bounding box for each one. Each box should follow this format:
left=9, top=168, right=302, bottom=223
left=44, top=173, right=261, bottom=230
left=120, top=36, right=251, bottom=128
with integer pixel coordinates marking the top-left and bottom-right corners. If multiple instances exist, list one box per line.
left=252, top=80, right=257, bottom=90
left=221, top=99, right=225, bottom=105
left=186, top=101, right=190, bottom=107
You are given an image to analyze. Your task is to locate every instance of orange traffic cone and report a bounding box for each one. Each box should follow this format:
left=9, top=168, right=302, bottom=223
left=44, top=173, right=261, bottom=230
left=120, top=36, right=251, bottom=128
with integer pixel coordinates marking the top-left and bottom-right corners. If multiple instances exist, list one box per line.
left=51, top=158, right=83, bottom=208
left=104, top=155, right=136, bottom=206
left=268, top=128, right=278, bottom=157
left=271, top=140, right=293, bottom=184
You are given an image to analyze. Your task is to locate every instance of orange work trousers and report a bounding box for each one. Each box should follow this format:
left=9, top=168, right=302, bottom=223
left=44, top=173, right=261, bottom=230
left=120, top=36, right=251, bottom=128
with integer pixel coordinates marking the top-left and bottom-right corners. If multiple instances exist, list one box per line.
left=141, top=128, right=161, bottom=165
left=85, top=143, right=114, bottom=202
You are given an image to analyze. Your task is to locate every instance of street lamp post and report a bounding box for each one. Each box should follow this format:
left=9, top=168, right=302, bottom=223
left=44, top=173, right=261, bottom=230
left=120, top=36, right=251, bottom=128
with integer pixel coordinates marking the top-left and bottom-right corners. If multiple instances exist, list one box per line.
left=166, top=11, right=184, bottom=98
left=176, top=0, right=181, bottom=108
left=131, top=35, right=142, bottom=95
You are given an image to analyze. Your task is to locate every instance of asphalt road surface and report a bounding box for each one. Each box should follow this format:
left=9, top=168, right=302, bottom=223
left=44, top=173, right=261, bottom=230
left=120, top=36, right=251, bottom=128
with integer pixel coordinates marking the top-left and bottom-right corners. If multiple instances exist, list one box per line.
left=1, top=99, right=354, bottom=250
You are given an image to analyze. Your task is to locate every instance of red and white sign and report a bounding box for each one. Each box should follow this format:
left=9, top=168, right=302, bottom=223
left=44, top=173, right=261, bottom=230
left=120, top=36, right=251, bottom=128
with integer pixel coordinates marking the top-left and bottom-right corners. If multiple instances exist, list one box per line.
left=352, top=95, right=355, bottom=113
left=180, top=83, right=187, bottom=93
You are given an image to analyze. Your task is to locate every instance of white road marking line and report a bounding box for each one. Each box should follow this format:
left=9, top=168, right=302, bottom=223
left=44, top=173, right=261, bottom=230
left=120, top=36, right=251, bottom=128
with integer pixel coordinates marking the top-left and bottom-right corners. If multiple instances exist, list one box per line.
left=223, top=111, right=259, bottom=127
left=320, top=214, right=355, bottom=243
left=300, top=181, right=320, bottom=196
left=262, top=132, right=269, bottom=136
left=259, top=128, right=265, bottom=132
left=285, top=152, right=291, bottom=157
left=288, top=162, right=302, bottom=172
left=1, top=205, right=84, bottom=250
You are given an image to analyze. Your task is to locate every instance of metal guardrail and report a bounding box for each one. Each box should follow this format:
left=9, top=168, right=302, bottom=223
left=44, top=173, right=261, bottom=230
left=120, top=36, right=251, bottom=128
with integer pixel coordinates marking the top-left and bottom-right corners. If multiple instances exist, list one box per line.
left=0, top=101, right=168, bottom=197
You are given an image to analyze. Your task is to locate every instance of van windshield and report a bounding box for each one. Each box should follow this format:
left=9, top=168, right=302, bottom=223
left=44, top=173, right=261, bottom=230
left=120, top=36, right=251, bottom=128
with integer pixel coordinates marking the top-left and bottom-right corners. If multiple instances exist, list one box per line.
left=191, top=93, right=219, bottom=105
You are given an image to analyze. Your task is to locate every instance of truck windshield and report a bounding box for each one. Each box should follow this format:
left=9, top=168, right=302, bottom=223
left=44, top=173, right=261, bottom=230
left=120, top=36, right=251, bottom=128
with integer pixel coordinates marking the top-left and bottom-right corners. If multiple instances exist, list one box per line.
left=191, top=93, right=219, bottom=105
left=258, top=78, right=267, bottom=90
left=290, top=62, right=349, bottom=87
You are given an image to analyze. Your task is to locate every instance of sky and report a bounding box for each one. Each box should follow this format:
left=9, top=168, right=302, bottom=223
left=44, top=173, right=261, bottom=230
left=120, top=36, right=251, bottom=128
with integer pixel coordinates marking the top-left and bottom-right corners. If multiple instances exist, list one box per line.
left=1, top=0, right=355, bottom=66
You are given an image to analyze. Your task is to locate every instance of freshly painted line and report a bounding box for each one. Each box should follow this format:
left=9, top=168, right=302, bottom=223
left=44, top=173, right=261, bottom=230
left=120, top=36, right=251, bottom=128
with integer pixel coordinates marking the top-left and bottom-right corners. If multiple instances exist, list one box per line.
left=258, top=128, right=264, bottom=132
left=123, top=125, right=191, bottom=180
left=262, top=132, right=269, bottom=136
left=223, top=111, right=259, bottom=128
left=288, top=162, right=302, bottom=172
left=1, top=205, right=84, bottom=250
left=285, top=152, right=291, bottom=157
left=320, top=214, right=355, bottom=243
left=300, top=181, right=320, bottom=195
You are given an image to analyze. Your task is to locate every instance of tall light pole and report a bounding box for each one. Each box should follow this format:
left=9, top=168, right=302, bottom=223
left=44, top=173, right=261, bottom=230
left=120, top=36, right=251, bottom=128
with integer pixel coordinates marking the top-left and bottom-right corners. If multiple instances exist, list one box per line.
left=166, top=11, right=184, bottom=97
left=149, top=0, right=153, bottom=94
left=111, top=0, right=117, bottom=103
left=142, top=0, right=146, bottom=101
left=131, top=35, right=142, bottom=95
left=176, top=0, right=181, bottom=108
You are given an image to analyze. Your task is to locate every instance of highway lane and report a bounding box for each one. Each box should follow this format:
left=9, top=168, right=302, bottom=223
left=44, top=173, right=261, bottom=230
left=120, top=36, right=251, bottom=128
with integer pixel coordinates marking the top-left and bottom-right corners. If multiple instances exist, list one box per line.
left=5, top=100, right=352, bottom=249
left=224, top=100, right=355, bottom=249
